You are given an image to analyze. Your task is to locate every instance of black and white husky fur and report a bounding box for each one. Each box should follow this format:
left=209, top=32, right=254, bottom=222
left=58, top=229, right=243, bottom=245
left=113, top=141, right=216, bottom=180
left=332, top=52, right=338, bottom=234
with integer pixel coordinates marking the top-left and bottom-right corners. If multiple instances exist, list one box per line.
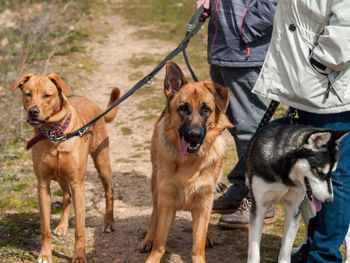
left=246, top=118, right=349, bottom=263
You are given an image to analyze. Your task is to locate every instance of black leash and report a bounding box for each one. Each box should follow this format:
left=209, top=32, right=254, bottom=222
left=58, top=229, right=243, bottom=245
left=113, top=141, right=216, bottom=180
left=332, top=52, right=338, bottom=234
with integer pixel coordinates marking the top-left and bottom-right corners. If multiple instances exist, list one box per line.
left=60, top=7, right=205, bottom=141
left=257, top=100, right=297, bottom=130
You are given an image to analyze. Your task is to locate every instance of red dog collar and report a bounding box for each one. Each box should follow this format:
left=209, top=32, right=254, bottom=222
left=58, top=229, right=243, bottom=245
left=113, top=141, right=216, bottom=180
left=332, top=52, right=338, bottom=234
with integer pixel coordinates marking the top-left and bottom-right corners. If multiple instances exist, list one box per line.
left=26, top=113, right=72, bottom=150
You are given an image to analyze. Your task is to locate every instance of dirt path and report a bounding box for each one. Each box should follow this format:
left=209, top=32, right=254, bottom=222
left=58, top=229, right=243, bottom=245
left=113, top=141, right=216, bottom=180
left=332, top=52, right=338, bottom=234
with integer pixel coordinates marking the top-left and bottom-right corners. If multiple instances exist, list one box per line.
left=49, top=5, right=258, bottom=263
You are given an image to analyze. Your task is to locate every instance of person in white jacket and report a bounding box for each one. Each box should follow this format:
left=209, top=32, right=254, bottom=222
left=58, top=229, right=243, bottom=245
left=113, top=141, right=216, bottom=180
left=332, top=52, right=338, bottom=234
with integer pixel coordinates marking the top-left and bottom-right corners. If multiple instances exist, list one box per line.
left=253, top=0, right=350, bottom=262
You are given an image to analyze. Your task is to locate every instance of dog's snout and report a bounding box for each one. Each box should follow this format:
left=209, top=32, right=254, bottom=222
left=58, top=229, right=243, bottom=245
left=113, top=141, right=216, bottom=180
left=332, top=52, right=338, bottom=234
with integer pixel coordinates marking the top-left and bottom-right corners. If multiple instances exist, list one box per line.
left=325, top=197, right=334, bottom=204
left=189, top=128, right=203, bottom=141
left=29, top=107, right=40, bottom=118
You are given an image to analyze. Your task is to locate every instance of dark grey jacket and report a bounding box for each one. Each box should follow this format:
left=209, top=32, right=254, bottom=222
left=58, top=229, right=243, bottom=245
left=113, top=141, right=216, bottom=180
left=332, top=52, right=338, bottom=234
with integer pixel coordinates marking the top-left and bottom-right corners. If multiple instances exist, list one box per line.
left=207, top=0, right=277, bottom=67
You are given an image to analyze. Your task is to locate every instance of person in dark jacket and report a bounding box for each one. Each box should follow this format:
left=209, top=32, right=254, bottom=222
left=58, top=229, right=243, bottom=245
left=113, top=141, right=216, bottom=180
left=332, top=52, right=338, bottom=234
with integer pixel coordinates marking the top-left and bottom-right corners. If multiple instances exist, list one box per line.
left=196, top=0, right=277, bottom=228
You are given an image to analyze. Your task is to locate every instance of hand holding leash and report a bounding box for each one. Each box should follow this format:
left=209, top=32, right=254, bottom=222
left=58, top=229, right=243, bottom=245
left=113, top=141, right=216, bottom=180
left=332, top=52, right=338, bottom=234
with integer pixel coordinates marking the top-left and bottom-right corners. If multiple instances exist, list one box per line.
left=196, top=0, right=210, bottom=21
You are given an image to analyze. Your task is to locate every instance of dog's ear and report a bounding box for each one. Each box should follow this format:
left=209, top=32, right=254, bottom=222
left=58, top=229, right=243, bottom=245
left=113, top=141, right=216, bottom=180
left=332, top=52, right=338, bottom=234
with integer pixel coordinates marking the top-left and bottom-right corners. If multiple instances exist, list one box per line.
left=48, top=74, right=71, bottom=95
left=12, top=74, right=33, bottom=91
left=204, top=82, right=230, bottom=113
left=332, top=130, right=350, bottom=145
left=307, top=132, right=332, bottom=148
left=164, top=61, right=187, bottom=99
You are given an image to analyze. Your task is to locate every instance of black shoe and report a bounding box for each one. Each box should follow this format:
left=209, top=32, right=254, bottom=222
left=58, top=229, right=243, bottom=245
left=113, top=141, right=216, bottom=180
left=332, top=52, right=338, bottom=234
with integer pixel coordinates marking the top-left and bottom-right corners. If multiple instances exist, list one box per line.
left=218, top=197, right=275, bottom=229
left=291, top=245, right=308, bottom=263
left=212, top=192, right=242, bottom=213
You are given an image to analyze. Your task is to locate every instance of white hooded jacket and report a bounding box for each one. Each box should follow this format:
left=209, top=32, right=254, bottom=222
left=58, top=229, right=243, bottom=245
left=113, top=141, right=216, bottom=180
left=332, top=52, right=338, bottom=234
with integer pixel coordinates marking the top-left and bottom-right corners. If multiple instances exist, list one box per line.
left=253, top=0, right=350, bottom=113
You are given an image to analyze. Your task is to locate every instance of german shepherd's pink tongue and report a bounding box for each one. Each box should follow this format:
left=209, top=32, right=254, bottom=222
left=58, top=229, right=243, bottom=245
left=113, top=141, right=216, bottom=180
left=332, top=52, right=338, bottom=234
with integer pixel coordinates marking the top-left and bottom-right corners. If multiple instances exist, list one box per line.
left=180, top=137, right=188, bottom=156
left=312, top=195, right=322, bottom=212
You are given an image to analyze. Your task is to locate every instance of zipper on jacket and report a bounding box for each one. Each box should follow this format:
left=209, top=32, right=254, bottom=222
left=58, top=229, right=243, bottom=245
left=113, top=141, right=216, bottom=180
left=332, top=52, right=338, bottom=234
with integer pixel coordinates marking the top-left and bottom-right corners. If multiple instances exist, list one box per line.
left=240, top=7, right=250, bottom=57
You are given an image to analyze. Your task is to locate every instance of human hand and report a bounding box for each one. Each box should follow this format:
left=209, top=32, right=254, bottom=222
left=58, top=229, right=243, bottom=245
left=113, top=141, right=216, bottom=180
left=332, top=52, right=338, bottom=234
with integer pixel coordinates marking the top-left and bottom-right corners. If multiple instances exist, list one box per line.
left=195, top=0, right=210, bottom=21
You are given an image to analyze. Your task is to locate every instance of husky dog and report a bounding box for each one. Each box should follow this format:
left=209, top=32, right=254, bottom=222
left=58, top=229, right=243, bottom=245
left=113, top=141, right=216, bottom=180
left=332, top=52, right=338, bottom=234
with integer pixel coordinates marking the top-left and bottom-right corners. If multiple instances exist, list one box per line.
left=246, top=118, right=349, bottom=263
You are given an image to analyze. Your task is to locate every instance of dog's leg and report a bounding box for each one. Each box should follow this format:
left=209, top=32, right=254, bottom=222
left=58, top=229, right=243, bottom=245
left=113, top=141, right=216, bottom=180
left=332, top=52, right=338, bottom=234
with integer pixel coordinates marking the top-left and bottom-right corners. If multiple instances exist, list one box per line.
left=292, top=198, right=314, bottom=255
left=278, top=200, right=303, bottom=263
left=53, top=180, right=71, bottom=236
left=206, top=232, right=216, bottom=248
left=191, top=205, right=212, bottom=263
left=247, top=199, right=269, bottom=263
left=70, top=180, right=87, bottom=263
left=345, top=225, right=350, bottom=263
left=37, top=178, right=53, bottom=263
left=141, top=153, right=158, bottom=253
left=91, top=146, right=115, bottom=232
left=141, top=163, right=158, bottom=252
left=145, top=194, right=176, bottom=263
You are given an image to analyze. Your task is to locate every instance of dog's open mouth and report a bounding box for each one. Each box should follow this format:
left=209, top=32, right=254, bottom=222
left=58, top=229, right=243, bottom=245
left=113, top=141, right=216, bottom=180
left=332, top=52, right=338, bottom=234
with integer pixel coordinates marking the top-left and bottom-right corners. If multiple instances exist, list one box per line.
left=304, top=177, right=322, bottom=212
left=27, top=117, right=49, bottom=126
left=180, top=136, right=201, bottom=155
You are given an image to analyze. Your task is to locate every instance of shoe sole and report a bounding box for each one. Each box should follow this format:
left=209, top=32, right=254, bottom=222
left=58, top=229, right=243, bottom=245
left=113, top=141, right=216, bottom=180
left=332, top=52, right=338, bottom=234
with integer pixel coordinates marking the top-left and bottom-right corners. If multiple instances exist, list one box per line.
left=218, top=216, right=276, bottom=229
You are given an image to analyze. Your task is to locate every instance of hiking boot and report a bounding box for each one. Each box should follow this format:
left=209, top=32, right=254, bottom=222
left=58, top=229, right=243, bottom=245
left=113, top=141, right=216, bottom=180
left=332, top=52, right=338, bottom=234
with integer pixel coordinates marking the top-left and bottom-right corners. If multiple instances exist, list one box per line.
left=212, top=192, right=242, bottom=213
left=218, top=197, right=275, bottom=229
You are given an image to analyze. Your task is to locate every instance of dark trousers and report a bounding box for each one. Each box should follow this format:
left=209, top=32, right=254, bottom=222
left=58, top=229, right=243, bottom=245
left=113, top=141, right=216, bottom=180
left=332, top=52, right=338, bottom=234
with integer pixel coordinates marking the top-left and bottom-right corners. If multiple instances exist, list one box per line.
left=210, top=65, right=268, bottom=200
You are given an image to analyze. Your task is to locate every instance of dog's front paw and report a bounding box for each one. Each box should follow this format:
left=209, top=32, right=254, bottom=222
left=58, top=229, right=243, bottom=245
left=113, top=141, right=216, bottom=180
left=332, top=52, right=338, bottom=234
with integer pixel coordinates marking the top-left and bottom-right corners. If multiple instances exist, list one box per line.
left=140, top=239, right=153, bottom=253
left=206, top=232, right=216, bottom=248
left=53, top=224, right=68, bottom=236
left=73, top=248, right=87, bottom=263
left=103, top=217, right=115, bottom=233
left=38, top=253, right=52, bottom=263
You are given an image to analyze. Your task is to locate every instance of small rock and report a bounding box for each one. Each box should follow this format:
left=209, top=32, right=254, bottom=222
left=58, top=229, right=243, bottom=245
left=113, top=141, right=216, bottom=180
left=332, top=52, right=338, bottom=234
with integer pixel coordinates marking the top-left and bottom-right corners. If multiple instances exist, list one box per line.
left=1, top=38, right=8, bottom=47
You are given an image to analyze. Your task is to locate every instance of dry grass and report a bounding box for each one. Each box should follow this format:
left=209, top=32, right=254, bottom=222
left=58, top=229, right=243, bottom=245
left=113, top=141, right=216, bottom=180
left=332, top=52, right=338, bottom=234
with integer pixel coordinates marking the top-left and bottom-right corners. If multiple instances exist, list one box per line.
left=0, top=0, right=100, bottom=156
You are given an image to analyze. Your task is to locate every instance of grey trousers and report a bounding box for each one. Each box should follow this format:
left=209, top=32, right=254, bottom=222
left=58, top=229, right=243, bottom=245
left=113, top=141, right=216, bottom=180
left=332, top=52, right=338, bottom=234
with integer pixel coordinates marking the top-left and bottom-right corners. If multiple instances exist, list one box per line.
left=210, top=65, right=268, bottom=200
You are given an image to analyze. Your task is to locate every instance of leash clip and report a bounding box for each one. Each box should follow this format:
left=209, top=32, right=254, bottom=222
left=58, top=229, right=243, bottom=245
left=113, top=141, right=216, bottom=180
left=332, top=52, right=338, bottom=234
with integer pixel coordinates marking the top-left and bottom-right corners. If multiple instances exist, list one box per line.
left=78, top=127, right=89, bottom=142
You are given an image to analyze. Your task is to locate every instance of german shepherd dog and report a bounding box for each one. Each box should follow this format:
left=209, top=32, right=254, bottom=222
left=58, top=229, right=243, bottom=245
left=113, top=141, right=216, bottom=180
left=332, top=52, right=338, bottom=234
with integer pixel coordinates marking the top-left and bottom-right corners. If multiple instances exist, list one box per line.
left=246, top=118, right=349, bottom=263
left=13, top=74, right=120, bottom=263
left=140, top=61, right=233, bottom=263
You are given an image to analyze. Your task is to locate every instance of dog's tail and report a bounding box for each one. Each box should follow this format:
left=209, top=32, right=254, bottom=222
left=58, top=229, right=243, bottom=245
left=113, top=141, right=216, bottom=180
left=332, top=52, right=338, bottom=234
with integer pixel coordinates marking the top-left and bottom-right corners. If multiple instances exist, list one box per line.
left=104, top=87, right=121, bottom=123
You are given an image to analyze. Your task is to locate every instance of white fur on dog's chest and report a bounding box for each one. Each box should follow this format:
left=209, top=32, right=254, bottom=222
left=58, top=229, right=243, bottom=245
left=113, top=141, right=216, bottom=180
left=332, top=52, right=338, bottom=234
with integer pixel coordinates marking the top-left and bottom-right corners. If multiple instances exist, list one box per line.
left=251, top=176, right=305, bottom=205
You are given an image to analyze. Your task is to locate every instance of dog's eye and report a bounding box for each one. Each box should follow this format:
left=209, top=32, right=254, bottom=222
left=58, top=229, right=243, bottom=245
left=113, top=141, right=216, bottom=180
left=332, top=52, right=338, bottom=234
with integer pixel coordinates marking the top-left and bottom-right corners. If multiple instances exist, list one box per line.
left=43, top=94, right=52, bottom=98
left=201, top=103, right=211, bottom=114
left=25, top=93, right=32, bottom=97
left=178, top=103, right=190, bottom=114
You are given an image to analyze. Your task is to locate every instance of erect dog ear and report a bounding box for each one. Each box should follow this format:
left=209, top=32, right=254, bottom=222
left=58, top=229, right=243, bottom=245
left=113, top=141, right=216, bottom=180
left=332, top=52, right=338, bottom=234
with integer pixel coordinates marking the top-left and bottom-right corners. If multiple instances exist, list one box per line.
left=48, top=74, right=71, bottom=95
left=164, top=61, right=187, bottom=99
left=12, top=74, right=33, bottom=91
left=332, top=130, right=350, bottom=145
left=204, top=81, right=230, bottom=113
left=307, top=131, right=332, bottom=148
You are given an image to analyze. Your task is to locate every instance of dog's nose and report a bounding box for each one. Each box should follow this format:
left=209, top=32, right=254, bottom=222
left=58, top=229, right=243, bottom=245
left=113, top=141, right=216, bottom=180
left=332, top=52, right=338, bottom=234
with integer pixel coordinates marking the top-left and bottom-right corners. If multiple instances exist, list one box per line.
left=189, top=128, right=202, bottom=141
left=28, top=107, right=40, bottom=118
left=325, top=197, right=334, bottom=204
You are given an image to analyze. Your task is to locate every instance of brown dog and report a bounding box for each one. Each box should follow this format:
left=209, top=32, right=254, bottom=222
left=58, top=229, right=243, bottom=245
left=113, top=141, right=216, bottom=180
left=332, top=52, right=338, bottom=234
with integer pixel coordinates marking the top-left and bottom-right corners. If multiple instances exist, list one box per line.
left=13, top=74, right=120, bottom=263
left=140, top=61, right=233, bottom=263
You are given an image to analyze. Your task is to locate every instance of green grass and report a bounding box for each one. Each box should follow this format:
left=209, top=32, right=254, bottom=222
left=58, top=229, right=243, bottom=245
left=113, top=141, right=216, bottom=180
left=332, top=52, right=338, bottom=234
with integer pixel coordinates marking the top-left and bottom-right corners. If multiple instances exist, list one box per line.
left=121, top=127, right=132, bottom=135
left=115, top=0, right=210, bottom=82
left=116, top=158, right=133, bottom=163
left=134, top=115, right=159, bottom=121
left=53, top=189, right=63, bottom=197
